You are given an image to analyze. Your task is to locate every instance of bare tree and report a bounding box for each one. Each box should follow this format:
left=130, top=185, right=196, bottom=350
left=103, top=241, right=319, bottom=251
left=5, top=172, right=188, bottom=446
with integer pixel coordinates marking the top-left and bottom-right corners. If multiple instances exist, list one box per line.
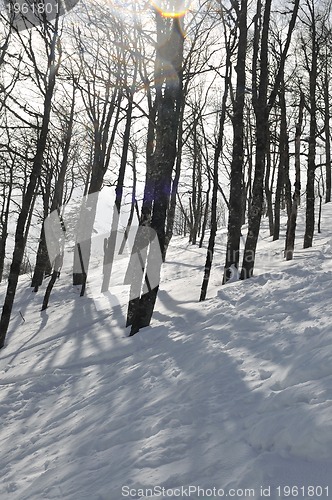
left=200, top=14, right=234, bottom=300
left=240, top=0, right=300, bottom=279
left=0, top=17, right=62, bottom=348
left=128, top=13, right=185, bottom=335
left=284, top=92, right=304, bottom=260
left=222, top=0, right=248, bottom=284
left=71, top=10, right=125, bottom=287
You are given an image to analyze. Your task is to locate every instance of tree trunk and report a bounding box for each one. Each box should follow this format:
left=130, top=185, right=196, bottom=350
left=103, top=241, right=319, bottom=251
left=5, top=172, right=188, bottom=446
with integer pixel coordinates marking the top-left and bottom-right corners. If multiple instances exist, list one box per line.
left=273, top=86, right=289, bottom=241
left=223, top=0, right=247, bottom=284
left=264, top=127, right=274, bottom=236
left=31, top=177, right=52, bottom=291
left=200, top=37, right=232, bottom=298
left=285, top=92, right=304, bottom=260
left=129, top=15, right=184, bottom=335
left=125, top=84, right=157, bottom=327
left=199, top=185, right=210, bottom=248
left=241, top=0, right=270, bottom=280
left=0, top=167, right=12, bottom=283
left=164, top=83, right=186, bottom=255
left=119, top=145, right=138, bottom=255
left=303, top=23, right=317, bottom=249
left=31, top=225, right=52, bottom=291
left=324, top=52, right=331, bottom=203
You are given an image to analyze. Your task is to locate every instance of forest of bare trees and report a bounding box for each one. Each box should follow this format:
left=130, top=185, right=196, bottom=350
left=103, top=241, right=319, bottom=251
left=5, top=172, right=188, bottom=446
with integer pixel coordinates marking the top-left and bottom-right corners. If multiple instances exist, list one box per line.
left=1, top=0, right=332, bottom=348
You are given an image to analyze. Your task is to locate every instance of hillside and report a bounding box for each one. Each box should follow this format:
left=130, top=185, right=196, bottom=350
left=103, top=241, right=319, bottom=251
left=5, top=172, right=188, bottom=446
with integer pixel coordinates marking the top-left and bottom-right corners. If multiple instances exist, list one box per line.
left=1, top=205, right=332, bottom=500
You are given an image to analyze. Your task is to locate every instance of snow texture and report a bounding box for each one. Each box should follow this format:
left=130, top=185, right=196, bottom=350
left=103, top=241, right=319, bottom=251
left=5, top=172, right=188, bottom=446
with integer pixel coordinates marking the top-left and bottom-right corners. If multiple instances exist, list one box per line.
left=1, top=204, right=332, bottom=499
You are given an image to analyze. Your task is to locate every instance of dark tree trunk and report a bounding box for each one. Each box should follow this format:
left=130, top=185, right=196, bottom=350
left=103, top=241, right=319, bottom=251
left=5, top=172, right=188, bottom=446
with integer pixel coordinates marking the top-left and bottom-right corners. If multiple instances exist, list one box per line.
left=199, top=185, right=210, bottom=248
left=0, top=167, right=12, bottom=283
left=200, top=39, right=232, bottom=299
left=285, top=92, right=304, bottom=260
left=41, top=250, right=64, bottom=311
left=303, top=26, right=317, bottom=249
left=119, top=146, right=138, bottom=256
left=273, top=86, right=289, bottom=241
left=129, top=15, right=184, bottom=334
left=243, top=111, right=254, bottom=225
left=264, top=128, right=274, bottom=236
left=189, top=115, right=203, bottom=246
left=0, top=235, right=7, bottom=283
left=31, top=177, right=52, bottom=291
left=125, top=85, right=157, bottom=327
left=324, top=54, right=331, bottom=203
left=164, top=139, right=182, bottom=254
left=31, top=225, right=52, bottom=291
left=318, top=193, right=322, bottom=233
left=164, top=85, right=186, bottom=255
left=223, top=0, right=247, bottom=284
left=241, top=0, right=270, bottom=280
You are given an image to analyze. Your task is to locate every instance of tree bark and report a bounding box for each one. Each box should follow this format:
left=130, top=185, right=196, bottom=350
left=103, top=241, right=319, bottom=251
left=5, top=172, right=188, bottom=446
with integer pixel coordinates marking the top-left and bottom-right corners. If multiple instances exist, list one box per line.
left=129, top=15, right=184, bottom=334
left=223, top=0, right=247, bottom=284
left=324, top=51, right=331, bottom=203
left=273, top=86, right=289, bottom=241
left=303, top=15, right=317, bottom=249
left=285, top=92, right=304, bottom=260
left=0, top=166, right=12, bottom=283
left=241, top=0, right=270, bottom=280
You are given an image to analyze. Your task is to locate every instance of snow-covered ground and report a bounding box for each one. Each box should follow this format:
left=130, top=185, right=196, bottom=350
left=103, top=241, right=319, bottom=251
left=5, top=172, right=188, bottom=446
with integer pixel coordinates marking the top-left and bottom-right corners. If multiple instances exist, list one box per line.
left=1, top=204, right=332, bottom=500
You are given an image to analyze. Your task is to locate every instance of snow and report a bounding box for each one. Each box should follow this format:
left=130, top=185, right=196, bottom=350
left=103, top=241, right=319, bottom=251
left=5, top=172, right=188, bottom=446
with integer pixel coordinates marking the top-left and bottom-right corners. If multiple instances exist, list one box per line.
left=1, top=205, right=332, bottom=499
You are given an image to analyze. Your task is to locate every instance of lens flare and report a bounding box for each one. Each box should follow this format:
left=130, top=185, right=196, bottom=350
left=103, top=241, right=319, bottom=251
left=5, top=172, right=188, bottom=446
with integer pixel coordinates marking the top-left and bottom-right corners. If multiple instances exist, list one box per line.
left=150, top=0, right=191, bottom=17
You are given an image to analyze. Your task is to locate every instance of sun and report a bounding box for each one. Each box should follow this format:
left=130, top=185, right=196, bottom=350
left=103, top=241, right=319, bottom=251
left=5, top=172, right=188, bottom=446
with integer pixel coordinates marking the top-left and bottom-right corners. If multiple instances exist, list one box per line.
left=149, top=0, right=191, bottom=17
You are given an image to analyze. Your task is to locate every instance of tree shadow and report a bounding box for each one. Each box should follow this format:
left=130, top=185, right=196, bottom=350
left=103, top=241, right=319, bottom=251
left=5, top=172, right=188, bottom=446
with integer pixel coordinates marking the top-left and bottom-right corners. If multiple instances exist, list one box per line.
left=1, top=269, right=332, bottom=499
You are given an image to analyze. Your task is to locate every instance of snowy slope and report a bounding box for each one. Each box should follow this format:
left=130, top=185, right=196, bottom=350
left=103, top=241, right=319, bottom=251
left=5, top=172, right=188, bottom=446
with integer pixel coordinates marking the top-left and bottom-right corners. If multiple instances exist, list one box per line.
left=1, top=205, right=332, bottom=500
